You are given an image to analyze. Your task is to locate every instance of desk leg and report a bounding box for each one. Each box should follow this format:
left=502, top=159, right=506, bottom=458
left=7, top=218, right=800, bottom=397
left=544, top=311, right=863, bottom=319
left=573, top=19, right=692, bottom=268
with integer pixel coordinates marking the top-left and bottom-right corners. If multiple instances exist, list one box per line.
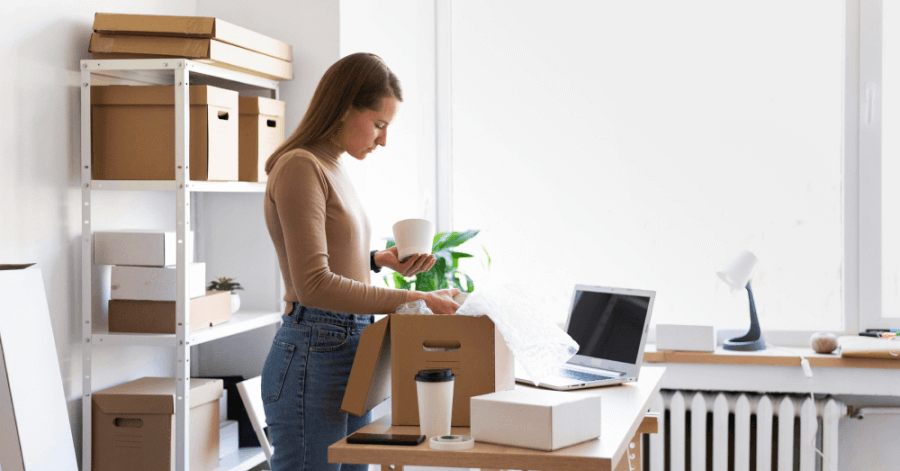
left=381, top=465, right=403, bottom=471
left=613, top=433, right=642, bottom=471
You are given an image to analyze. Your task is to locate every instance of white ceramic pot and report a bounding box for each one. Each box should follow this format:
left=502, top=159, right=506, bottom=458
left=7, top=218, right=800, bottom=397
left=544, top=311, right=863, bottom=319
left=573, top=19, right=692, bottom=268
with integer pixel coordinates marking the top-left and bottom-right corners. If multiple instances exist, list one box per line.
left=231, top=293, right=241, bottom=314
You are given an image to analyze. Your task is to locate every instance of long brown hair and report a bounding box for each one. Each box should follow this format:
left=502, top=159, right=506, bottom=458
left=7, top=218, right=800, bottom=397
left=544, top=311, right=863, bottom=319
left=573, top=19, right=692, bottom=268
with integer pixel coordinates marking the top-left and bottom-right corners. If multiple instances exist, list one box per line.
left=265, top=52, right=403, bottom=174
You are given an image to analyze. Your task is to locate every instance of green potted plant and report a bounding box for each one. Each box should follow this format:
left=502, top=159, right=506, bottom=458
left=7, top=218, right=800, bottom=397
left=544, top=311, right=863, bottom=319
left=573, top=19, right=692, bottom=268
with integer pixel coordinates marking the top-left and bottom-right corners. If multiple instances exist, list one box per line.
left=383, top=229, right=489, bottom=293
left=208, top=277, right=244, bottom=313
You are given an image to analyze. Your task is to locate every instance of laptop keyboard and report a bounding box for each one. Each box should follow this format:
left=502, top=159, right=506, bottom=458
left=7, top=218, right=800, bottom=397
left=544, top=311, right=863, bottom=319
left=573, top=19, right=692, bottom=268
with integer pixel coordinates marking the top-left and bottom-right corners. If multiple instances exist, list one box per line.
left=557, top=369, right=614, bottom=383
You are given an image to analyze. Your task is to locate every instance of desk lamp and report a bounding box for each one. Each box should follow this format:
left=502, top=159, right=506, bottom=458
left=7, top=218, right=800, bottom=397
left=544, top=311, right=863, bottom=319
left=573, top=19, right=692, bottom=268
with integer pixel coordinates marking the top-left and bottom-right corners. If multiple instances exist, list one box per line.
left=717, top=250, right=766, bottom=351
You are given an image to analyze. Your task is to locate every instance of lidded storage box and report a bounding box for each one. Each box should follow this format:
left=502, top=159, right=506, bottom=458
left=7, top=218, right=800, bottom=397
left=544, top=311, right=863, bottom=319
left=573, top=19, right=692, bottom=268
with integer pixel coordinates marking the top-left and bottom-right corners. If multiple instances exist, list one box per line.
left=91, top=85, right=238, bottom=181
left=91, top=377, right=223, bottom=471
left=238, top=96, right=285, bottom=182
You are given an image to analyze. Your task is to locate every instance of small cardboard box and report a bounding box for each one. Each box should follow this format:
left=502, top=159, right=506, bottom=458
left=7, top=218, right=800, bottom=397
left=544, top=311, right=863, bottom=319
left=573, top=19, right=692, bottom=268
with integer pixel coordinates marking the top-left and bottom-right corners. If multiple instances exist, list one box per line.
left=111, top=263, right=206, bottom=301
left=238, top=97, right=285, bottom=182
left=470, top=388, right=602, bottom=451
left=108, top=290, right=231, bottom=334
left=89, top=33, right=293, bottom=81
left=92, top=377, right=223, bottom=471
left=342, top=314, right=514, bottom=427
left=92, top=12, right=293, bottom=62
left=94, top=231, right=194, bottom=267
left=91, top=85, right=238, bottom=181
left=656, top=324, right=716, bottom=352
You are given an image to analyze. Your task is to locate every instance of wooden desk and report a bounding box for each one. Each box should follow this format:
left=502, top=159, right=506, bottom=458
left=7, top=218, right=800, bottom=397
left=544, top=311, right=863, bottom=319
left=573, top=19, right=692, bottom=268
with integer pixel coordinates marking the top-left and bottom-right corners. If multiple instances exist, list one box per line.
left=329, top=366, right=665, bottom=471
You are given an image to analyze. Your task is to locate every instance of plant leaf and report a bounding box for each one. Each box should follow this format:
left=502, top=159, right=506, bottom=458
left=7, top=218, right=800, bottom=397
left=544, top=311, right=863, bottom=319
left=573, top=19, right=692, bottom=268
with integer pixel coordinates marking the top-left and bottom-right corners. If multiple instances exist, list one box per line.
left=432, top=232, right=452, bottom=251
left=433, top=250, right=454, bottom=270
left=385, top=238, right=396, bottom=249
left=440, top=230, right=480, bottom=250
left=482, top=246, right=492, bottom=267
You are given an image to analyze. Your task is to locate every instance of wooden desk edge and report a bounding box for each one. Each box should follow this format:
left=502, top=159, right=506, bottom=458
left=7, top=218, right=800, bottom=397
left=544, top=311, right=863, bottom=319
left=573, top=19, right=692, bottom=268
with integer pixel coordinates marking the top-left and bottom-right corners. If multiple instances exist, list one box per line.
left=644, top=346, right=900, bottom=369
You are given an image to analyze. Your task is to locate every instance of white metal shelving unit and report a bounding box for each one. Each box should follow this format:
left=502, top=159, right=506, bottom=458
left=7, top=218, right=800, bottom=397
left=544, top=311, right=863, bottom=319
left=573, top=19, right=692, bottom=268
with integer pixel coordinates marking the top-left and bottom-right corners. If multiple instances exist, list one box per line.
left=81, top=58, right=282, bottom=471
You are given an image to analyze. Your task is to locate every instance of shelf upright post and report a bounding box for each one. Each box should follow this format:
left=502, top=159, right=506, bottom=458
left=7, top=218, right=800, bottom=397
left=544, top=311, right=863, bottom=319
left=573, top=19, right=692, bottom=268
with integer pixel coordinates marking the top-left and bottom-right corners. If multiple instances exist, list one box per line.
left=174, top=61, right=192, bottom=471
left=80, top=61, right=94, bottom=471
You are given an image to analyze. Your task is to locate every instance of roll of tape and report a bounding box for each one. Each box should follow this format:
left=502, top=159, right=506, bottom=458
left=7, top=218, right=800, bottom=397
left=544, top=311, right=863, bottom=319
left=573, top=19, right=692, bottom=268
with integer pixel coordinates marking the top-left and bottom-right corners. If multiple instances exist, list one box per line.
left=428, top=435, right=475, bottom=451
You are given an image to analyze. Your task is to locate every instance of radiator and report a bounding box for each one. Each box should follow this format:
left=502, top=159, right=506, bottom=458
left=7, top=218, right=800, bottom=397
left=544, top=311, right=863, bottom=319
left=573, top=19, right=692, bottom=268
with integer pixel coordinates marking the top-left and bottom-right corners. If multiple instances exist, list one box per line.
left=646, top=390, right=848, bottom=471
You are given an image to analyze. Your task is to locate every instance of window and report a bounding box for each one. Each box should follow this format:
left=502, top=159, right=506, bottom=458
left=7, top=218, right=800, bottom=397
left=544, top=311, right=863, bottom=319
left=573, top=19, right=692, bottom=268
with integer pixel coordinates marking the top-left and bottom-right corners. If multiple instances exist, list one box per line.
left=447, top=0, right=846, bottom=333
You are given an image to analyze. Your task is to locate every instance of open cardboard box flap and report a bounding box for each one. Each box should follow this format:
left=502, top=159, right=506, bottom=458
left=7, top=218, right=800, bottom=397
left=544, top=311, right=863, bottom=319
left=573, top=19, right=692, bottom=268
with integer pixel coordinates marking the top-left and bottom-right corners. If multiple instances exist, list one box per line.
left=341, top=314, right=514, bottom=426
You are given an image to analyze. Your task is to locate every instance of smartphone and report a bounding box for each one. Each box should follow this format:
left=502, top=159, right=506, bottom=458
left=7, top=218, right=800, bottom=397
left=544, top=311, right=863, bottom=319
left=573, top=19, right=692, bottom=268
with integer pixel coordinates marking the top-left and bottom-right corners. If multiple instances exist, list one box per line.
left=346, top=432, right=426, bottom=446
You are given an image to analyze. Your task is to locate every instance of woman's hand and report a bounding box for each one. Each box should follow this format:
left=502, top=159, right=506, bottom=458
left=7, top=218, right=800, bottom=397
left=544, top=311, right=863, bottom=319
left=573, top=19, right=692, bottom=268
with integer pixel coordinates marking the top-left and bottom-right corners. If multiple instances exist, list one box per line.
left=407, top=288, right=461, bottom=315
left=374, top=246, right=436, bottom=277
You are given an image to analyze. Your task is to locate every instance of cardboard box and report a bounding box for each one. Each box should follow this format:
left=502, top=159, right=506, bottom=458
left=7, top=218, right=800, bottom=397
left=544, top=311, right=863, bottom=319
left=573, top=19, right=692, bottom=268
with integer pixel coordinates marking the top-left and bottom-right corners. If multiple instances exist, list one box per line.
left=470, top=388, right=602, bottom=451
left=92, top=13, right=292, bottom=62
left=238, top=97, right=285, bottom=182
left=656, top=324, right=716, bottom=352
left=108, top=290, right=231, bottom=334
left=89, top=33, right=293, bottom=81
left=342, top=314, right=514, bottom=427
left=111, top=263, right=206, bottom=301
left=91, top=85, right=238, bottom=181
left=218, top=420, right=238, bottom=459
left=94, top=231, right=194, bottom=267
left=92, top=377, right=222, bottom=471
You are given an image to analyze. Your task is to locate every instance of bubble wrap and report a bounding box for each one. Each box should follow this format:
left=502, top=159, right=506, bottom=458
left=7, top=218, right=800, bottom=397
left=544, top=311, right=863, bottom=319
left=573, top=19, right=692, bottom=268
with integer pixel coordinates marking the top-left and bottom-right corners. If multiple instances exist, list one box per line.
left=456, top=284, right=580, bottom=386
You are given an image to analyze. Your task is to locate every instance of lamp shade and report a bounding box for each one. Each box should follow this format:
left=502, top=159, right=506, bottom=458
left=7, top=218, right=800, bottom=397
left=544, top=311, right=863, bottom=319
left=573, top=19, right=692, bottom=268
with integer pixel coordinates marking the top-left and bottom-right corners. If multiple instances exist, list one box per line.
left=717, top=250, right=758, bottom=289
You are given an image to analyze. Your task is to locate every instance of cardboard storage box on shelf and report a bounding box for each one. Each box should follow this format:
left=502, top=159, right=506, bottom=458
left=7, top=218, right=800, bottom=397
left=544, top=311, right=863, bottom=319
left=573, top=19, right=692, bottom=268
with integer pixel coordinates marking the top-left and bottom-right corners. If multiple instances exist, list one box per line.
left=92, top=13, right=292, bottom=62
left=238, top=96, right=285, bottom=182
left=94, top=231, right=194, bottom=267
left=91, top=85, right=238, bottom=181
left=341, top=314, right=514, bottom=427
left=111, top=263, right=206, bottom=301
left=470, top=388, right=603, bottom=451
left=108, top=290, right=231, bottom=334
left=89, top=33, right=293, bottom=81
left=92, top=377, right=222, bottom=471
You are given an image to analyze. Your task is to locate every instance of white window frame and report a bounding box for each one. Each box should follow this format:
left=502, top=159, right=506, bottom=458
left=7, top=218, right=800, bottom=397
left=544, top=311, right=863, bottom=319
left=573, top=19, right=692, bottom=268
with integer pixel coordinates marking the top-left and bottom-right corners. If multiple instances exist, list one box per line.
left=435, top=0, right=884, bottom=344
left=858, top=0, right=896, bottom=331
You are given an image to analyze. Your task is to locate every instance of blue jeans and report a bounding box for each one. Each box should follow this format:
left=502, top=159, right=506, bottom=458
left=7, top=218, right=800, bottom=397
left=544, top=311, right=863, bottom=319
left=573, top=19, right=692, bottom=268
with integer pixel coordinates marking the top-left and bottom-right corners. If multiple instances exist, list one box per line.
left=261, top=303, right=374, bottom=471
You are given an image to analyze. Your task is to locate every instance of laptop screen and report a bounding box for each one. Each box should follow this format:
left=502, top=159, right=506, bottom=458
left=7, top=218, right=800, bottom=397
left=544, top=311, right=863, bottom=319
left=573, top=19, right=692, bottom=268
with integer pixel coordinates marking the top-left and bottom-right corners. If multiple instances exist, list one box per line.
left=566, top=290, right=652, bottom=365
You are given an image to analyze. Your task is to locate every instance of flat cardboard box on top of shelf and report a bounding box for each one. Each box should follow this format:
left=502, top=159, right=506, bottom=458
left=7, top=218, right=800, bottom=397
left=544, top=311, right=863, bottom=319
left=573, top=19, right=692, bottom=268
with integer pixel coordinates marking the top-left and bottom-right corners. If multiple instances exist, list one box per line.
left=91, top=85, right=238, bottom=181
left=341, top=314, right=515, bottom=427
left=94, top=231, right=194, bottom=267
left=111, top=263, right=206, bottom=301
left=92, top=377, right=222, bottom=471
left=89, top=33, right=293, bottom=81
left=92, top=12, right=293, bottom=62
left=238, top=96, right=286, bottom=182
left=108, top=290, right=231, bottom=334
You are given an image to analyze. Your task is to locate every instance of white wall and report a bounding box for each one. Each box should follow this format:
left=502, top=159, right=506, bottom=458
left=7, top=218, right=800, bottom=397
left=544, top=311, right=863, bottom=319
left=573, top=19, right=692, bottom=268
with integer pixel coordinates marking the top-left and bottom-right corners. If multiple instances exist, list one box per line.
left=0, top=0, right=197, bottom=465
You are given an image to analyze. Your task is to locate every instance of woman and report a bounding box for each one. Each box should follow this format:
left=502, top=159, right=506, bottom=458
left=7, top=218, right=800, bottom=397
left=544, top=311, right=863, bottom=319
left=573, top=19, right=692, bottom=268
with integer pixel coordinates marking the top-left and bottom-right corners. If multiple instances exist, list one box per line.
left=261, top=52, right=460, bottom=471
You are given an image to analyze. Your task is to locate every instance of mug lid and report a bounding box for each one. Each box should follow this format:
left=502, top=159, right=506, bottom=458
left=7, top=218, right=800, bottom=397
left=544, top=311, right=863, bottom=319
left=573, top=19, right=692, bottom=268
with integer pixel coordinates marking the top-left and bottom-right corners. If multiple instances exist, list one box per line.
left=415, top=369, right=455, bottom=383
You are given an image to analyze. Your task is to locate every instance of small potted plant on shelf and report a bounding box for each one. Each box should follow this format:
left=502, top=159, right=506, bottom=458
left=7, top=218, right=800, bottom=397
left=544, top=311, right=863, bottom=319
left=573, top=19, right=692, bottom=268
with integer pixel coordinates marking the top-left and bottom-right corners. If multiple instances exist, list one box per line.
left=207, top=277, right=244, bottom=314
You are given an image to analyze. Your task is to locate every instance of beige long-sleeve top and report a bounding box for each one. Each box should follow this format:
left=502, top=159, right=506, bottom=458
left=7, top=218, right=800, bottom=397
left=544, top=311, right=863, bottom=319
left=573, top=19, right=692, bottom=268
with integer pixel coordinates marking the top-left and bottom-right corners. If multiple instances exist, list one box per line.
left=264, top=143, right=408, bottom=314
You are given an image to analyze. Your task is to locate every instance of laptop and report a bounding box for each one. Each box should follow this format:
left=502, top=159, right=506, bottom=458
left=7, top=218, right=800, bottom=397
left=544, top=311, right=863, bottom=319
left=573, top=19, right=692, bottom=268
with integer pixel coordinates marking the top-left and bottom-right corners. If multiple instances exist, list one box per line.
left=515, top=284, right=656, bottom=390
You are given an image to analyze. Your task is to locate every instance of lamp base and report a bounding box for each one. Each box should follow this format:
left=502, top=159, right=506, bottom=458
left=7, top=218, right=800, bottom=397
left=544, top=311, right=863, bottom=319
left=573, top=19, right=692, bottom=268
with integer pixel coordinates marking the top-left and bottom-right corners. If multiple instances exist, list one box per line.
left=723, top=335, right=767, bottom=351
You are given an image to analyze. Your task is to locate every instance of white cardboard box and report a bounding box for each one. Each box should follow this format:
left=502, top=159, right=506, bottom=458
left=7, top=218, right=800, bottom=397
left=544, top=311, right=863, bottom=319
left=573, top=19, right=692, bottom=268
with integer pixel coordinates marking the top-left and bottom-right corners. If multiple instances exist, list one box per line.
left=219, top=419, right=238, bottom=459
left=470, top=388, right=602, bottom=451
left=110, top=263, right=206, bottom=300
left=93, top=231, right=194, bottom=266
left=656, top=324, right=716, bottom=352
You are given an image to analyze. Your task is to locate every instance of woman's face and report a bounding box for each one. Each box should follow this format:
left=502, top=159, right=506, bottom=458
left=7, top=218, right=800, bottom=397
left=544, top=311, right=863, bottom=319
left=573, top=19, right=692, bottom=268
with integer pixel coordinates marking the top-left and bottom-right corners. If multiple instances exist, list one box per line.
left=335, top=96, right=399, bottom=160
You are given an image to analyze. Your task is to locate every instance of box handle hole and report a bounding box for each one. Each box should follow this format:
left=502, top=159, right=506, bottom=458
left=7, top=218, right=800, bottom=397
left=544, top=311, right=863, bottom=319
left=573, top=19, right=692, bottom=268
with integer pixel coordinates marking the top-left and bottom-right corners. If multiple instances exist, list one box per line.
left=267, top=119, right=277, bottom=128
left=423, top=340, right=461, bottom=352
left=217, top=111, right=229, bottom=120
left=114, top=418, right=143, bottom=428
